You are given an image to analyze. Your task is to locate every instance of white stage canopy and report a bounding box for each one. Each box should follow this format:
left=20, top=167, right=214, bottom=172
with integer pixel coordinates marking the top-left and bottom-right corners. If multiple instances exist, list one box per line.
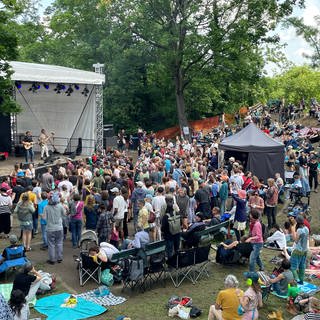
left=10, top=61, right=105, bottom=156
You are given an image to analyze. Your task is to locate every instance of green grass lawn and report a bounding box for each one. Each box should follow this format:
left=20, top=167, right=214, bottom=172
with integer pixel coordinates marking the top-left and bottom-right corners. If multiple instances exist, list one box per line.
left=30, top=199, right=320, bottom=320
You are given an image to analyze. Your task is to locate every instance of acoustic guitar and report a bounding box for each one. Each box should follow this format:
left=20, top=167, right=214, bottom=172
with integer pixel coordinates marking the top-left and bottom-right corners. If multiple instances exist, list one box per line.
left=22, top=141, right=34, bottom=150
left=39, top=132, right=55, bottom=147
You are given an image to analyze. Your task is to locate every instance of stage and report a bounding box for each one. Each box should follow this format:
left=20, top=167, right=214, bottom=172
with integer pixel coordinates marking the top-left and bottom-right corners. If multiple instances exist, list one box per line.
left=0, top=153, right=83, bottom=177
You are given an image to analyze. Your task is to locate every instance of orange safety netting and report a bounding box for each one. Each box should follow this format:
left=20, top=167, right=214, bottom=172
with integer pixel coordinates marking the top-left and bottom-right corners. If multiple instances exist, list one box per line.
left=155, top=110, right=247, bottom=139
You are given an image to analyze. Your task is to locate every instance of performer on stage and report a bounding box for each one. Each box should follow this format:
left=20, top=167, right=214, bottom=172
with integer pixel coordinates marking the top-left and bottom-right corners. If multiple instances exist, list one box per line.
left=22, top=131, right=34, bottom=163
left=38, top=129, right=50, bottom=160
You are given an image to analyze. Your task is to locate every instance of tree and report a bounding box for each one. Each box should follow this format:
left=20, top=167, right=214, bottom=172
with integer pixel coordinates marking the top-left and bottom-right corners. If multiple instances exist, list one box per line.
left=286, top=16, right=320, bottom=68
left=105, top=0, right=304, bottom=132
left=263, top=66, right=320, bottom=104
left=0, top=0, right=24, bottom=114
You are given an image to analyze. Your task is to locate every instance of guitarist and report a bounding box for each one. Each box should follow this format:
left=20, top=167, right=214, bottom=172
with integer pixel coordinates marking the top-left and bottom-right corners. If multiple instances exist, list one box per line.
left=22, top=131, right=34, bottom=163
left=38, top=129, right=50, bottom=160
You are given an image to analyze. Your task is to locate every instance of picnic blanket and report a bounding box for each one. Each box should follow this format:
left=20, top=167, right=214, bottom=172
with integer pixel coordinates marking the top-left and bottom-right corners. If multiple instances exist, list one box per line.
left=271, top=282, right=319, bottom=299
left=76, top=286, right=127, bottom=306
left=35, top=293, right=106, bottom=320
left=0, top=283, right=37, bottom=306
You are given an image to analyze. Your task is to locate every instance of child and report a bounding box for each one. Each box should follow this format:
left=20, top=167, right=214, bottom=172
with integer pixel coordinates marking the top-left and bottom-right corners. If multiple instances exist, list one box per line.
left=38, top=192, right=48, bottom=250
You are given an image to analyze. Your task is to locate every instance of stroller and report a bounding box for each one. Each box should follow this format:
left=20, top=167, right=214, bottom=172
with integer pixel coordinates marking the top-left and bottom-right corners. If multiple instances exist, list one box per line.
left=75, top=230, right=101, bottom=286
left=79, top=230, right=99, bottom=252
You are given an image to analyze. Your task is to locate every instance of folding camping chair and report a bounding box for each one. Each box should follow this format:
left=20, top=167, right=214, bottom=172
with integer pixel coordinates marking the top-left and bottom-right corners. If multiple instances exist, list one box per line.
left=78, top=252, right=101, bottom=286
left=167, top=248, right=196, bottom=288
left=193, top=245, right=211, bottom=282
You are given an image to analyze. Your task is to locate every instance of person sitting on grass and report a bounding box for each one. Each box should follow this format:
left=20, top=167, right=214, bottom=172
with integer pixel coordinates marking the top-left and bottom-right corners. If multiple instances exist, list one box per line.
left=9, top=289, right=29, bottom=320
left=208, top=274, right=243, bottom=320
left=265, top=224, right=287, bottom=249
left=267, top=259, right=294, bottom=296
left=240, top=272, right=263, bottom=320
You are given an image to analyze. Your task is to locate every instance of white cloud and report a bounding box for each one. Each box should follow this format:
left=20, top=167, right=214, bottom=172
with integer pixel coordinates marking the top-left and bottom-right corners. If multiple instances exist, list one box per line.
left=302, top=0, right=320, bottom=26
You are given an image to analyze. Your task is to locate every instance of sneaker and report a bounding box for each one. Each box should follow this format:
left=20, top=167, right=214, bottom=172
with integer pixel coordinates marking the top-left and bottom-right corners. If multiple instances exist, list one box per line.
left=46, top=260, right=55, bottom=265
left=40, top=246, right=48, bottom=250
left=57, top=259, right=63, bottom=263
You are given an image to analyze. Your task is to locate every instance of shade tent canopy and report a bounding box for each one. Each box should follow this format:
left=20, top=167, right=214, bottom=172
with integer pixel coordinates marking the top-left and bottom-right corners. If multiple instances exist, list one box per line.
left=219, top=123, right=285, bottom=180
left=10, top=61, right=105, bottom=84
left=10, top=61, right=105, bottom=156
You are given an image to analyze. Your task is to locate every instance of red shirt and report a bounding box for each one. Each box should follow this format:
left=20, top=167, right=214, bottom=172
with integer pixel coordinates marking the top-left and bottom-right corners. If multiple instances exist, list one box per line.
left=304, top=218, right=311, bottom=232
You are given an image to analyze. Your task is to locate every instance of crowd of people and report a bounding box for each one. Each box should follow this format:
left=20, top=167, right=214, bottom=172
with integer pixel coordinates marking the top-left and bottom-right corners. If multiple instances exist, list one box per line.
left=0, top=105, right=319, bottom=319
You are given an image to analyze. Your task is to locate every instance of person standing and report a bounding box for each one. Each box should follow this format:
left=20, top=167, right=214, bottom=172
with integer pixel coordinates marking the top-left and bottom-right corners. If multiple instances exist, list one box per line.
left=41, top=168, right=54, bottom=193
left=219, top=177, right=228, bottom=215
left=38, top=192, right=49, bottom=250
left=290, top=214, right=309, bottom=284
left=43, top=192, right=65, bottom=264
left=14, top=193, right=35, bottom=251
left=246, top=210, right=264, bottom=272
left=38, top=129, right=50, bottom=160
left=265, top=178, right=278, bottom=229
left=112, top=187, right=127, bottom=239
left=0, top=187, right=13, bottom=238
left=21, top=131, right=34, bottom=163
left=161, top=195, right=181, bottom=258
left=69, top=193, right=84, bottom=248
left=308, top=156, right=318, bottom=193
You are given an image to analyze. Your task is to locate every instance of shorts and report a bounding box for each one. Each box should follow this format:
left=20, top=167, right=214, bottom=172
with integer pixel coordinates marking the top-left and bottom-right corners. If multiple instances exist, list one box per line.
left=21, top=222, right=33, bottom=231
left=234, top=221, right=246, bottom=231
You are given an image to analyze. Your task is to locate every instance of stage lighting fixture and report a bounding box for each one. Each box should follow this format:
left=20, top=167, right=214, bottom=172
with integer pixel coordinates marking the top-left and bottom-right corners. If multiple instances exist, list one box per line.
left=15, top=81, right=22, bottom=89
left=28, top=82, right=40, bottom=93
left=66, top=85, right=74, bottom=96
left=81, top=85, right=89, bottom=97
left=74, top=84, right=80, bottom=90
left=43, top=83, right=50, bottom=89
left=54, top=83, right=66, bottom=94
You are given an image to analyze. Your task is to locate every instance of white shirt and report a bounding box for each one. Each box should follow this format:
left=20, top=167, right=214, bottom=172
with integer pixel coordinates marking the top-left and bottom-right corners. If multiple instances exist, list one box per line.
left=83, top=169, right=92, bottom=181
left=58, top=180, right=73, bottom=192
left=266, top=230, right=287, bottom=249
left=112, top=195, right=127, bottom=219
left=152, top=195, right=166, bottom=217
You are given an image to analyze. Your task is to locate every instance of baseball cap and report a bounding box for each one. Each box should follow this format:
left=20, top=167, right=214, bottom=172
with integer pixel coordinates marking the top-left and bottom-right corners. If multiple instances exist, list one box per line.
left=110, top=187, right=119, bottom=193
left=136, top=181, right=144, bottom=187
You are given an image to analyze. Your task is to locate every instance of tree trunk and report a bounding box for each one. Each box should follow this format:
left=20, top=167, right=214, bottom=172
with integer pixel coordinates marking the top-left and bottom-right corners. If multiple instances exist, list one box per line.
left=174, top=67, right=189, bottom=138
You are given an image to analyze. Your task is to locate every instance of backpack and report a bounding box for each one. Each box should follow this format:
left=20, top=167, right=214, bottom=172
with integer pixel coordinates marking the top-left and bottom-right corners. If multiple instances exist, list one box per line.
left=167, top=212, right=181, bottom=235
left=122, top=257, right=144, bottom=281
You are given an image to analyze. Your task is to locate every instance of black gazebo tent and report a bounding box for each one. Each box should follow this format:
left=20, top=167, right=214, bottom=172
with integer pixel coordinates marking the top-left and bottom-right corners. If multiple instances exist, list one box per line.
left=219, top=123, right=285, bottom=181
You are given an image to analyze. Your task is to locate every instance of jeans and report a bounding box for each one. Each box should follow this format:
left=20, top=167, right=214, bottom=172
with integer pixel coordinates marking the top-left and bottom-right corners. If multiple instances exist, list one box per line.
left=41, top=223, right=47, bottom=246
left=25, top=148, right=34, bottom=163
left=309, top=174, right=318, bottom=190
left=70, top=219, right=82, bottom=247
left=32, top=210, right=38, bottom=233
left=165, top=234, right=180, bottom=258
left=47, top=229, right=63, bottom=262
left=265, top=206, right=276, bottom=228
left=249, top=243, right=264, bottom=272
left=220, top=199, right=226, bottom=215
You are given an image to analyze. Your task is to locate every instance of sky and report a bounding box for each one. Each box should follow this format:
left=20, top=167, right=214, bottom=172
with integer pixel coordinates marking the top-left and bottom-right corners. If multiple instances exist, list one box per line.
left=38, top=0, right=320, bottom=75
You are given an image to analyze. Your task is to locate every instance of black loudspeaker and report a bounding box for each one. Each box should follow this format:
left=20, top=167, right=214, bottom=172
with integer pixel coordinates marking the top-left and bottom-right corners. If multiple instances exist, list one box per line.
left=0, top=114, right=11, bottom=153
left=76, top=138, right=82, bottom=155
left=103, top=124, right=114, bottom=138
left=15, top=145, right=25, bottom=157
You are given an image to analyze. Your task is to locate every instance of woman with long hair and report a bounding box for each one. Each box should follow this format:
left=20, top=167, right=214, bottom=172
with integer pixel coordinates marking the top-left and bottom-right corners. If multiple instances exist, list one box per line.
left=9, top=289, right=29, bottom=320
left=240, top=272, right=263, bottom=320
left=84, top=195, right=97, bottom=230
left=14, top=193, right=35, bottom=251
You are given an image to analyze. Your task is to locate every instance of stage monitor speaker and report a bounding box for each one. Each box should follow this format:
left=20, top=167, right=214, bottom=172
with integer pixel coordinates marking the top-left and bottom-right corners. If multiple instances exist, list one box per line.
left=20, top=162, right=34, bottom=170
left=15, top=145, right=25, bottom=157
left=103, top=124, right=115, bottom=138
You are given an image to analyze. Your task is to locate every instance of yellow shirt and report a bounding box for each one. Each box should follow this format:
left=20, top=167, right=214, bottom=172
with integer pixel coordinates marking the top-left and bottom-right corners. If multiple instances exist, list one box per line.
left=138, top=206, right=149, bottom=230
left=216, top=287, right=243, bottom=320
left=20, top=191, right=37, bottom=205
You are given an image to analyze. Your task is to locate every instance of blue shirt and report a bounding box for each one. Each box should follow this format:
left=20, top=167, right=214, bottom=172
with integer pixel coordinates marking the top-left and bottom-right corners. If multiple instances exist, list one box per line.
left=38, top=199, right=48, bottom=225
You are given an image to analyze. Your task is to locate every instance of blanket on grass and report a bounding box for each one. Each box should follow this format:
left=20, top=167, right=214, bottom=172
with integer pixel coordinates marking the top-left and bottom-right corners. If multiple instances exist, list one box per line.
left=35, top=292, right=106, bottom=320
left=76, top=286, right=127, bottom=306
left=271, top=282, right=319, bottom=299
left=0, top=283, right=37, bottom=306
